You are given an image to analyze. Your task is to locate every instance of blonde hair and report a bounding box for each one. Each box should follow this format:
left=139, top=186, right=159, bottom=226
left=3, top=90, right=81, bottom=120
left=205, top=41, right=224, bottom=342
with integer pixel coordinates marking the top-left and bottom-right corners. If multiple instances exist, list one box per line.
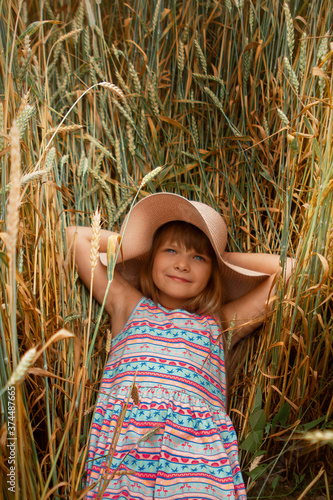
left=139, top=221, right=225, bottom=317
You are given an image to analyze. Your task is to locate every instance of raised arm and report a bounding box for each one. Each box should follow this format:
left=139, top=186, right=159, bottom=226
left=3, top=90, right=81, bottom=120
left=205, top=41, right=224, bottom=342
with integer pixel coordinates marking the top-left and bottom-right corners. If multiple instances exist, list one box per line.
left=221, top=252, right=295, bottom=347
left=66, top=226, right=142, bottom=334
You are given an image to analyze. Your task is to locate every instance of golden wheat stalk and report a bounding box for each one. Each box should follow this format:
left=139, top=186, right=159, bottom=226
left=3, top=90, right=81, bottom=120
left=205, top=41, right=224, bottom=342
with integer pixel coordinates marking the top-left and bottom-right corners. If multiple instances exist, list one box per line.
left=6, top=121, right=21, bottom=278
left=302, top=430, right=333, bottom=444
left=90, top=208, right=101, bottom=272
left=0, top=347, right=37, bottom=397
left=17, top=91, right=30, bottom=116
left=105, top=329, right=112, bottom=355
left=106, top=234, right=119, bottom=281
left=45, top=125, right=84, bottom=135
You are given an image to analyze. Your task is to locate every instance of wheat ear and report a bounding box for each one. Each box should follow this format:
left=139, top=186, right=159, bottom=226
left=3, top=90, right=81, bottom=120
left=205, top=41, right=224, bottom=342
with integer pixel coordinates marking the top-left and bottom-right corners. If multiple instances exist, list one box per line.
left=6, top=121, right=21, bottom=278
left=90, top=208, right=101, bottom=272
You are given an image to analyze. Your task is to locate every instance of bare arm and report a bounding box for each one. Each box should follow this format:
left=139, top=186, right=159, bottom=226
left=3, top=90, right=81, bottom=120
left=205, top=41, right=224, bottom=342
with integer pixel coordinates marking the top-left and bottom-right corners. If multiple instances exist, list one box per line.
left=66, top=226, right=142, bottom=334
left=221, top=252, right=295, bottom=347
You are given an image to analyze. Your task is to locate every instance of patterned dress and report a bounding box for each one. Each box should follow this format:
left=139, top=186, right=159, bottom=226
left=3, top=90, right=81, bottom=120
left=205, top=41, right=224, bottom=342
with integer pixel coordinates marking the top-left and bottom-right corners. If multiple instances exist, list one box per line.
left=85, top=297, right=247, bottom=499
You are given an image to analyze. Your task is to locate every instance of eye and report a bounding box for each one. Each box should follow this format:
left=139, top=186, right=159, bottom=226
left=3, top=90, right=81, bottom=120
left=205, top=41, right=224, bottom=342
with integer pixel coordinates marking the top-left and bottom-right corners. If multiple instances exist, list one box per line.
left=194, top=254, right=205, bottom=262
left=165, top=248, right=176, bottom=254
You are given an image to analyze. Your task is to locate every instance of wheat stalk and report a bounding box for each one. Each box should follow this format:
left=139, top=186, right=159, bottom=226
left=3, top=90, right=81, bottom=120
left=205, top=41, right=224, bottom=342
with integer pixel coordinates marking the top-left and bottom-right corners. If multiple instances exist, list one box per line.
left=302, top=430, right=333, bottom=444
left=277, top=108, right=290, bottom=126
left=283, top=2, right=295, bottom=59
left=248, top=453, right=264, bottom=472
left=152, top=0, right=162, bottom=33
left=6, top=122, right=21, bottom=278
left=106, top=234, right=119, bottom=281
left=90, top=209, right=101, bottom=272
left=139, top=166, right=163, bottom=188
left=17, top=104, right=34, bottom=138
left=17, top=91, right=30, bottom=116
left=99, top=82, right=124, bottom=97
left=46, top=125, right=84, bottom=135
left=0, top=347, right=37, bottom=396
left=105, top=329, right=112, bottom=355
left=299, top=32, right=307, bottom=81
left=177, top=40, right=185, bottom=75
left=194, top=36, right=207, bottom=75
left=58, top=28, right=83, bottom=45
left=284, top=57, right=299, bottom=93
left=1, top=169, right=51, bottom=194
left=126, top=122, right=136, bottom=157
left=147, top=68, right=160, bottom=116
left=128, top=61, right=141, bottom=94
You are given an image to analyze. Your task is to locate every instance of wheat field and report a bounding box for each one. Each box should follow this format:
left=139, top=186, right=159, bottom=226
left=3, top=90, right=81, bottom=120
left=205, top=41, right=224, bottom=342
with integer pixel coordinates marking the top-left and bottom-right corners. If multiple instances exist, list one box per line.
left=0, top=0, right=332, bottom=498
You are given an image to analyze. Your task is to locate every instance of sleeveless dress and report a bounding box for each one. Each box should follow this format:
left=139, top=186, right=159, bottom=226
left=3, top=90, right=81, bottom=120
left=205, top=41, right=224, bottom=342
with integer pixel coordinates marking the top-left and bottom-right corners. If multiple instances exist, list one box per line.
left=85, top=297, right=247, bottom=499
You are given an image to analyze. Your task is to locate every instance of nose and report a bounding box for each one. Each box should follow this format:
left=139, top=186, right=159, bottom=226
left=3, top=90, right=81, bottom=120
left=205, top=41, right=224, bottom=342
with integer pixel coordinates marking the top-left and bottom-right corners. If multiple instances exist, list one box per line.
left=174, top=255, right=190, bottom=271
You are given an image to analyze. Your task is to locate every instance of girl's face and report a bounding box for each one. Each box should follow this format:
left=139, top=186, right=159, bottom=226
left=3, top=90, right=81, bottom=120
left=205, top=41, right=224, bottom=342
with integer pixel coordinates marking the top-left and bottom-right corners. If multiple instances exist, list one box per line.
left=152, top=237, right=213, bottom=310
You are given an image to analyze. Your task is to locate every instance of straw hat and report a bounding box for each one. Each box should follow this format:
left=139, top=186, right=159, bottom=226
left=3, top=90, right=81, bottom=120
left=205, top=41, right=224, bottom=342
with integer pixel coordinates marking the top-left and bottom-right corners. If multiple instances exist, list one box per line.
left=100, top=192, right=268, bottom=302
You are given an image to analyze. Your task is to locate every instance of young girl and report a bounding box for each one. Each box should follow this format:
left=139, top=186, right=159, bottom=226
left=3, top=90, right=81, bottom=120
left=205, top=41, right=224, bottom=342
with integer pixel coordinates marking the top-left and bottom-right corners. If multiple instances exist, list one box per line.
left=67, top=193, right=293, bottom=500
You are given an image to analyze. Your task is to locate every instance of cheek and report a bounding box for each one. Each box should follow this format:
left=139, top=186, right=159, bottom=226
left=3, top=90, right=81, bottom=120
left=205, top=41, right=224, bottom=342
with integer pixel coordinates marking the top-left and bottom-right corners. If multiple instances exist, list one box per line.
left=202, top=265, right=213, bottom=287
left=151, top=256, right=162, bottom=284
left=153, top=253, right=169, bottom=272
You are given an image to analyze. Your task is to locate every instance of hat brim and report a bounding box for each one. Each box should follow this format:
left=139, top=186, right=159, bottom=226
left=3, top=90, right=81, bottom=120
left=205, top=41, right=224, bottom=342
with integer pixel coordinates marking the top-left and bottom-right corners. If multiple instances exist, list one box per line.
left=100, top=193, right=269, bottom=302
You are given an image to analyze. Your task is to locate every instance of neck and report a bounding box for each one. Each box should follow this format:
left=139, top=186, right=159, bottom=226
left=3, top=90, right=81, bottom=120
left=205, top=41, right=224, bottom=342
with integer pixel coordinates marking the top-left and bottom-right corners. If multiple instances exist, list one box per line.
left=156, top=291, right=186, bottom=311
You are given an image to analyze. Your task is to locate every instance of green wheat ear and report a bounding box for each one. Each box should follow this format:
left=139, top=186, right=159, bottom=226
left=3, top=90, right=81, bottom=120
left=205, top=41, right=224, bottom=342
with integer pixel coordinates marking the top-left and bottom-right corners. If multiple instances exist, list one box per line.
left=283, top=2, right=295, bottom=59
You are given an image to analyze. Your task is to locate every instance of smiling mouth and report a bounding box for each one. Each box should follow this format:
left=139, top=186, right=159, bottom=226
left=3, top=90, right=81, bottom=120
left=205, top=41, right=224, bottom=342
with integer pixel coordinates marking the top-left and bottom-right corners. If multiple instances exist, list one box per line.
left=167, top=275, right=191, bottom=283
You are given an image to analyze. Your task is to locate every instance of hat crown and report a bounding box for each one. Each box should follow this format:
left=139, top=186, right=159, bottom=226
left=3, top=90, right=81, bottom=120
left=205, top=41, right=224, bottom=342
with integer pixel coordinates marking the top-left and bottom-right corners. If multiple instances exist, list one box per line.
left=189, top=200, right=228, bottom=255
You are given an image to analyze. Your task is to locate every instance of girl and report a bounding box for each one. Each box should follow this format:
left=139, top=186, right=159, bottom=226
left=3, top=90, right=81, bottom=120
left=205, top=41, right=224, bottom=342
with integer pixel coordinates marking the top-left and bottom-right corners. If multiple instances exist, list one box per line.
left=66, top=193, right=294, bottom=500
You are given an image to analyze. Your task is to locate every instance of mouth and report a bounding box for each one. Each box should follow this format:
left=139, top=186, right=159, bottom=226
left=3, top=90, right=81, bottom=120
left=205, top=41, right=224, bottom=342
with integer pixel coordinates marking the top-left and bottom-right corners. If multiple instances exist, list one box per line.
left=167, top=275, right=191, bottom=283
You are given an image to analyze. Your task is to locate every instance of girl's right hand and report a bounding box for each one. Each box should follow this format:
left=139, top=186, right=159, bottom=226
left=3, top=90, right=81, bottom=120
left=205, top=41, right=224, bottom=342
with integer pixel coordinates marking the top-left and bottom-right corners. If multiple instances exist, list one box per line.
left=66, top=226, right=143, bottom=336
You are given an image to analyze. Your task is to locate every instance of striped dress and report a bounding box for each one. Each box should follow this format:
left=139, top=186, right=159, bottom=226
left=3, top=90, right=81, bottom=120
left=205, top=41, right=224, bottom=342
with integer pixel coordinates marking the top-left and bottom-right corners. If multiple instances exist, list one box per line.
left=85, top=297, right=247, bottom=499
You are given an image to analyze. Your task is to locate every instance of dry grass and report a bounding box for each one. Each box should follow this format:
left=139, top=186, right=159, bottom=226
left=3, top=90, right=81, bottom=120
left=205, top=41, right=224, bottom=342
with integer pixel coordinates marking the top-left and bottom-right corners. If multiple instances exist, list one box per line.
left=0, top=0, right=332, bottom=498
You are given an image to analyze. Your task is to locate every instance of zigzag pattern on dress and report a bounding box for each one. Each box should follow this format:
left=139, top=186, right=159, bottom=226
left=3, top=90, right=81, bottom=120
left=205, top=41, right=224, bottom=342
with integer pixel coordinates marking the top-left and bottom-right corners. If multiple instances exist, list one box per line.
left=85, top=297, right=247, bottom=499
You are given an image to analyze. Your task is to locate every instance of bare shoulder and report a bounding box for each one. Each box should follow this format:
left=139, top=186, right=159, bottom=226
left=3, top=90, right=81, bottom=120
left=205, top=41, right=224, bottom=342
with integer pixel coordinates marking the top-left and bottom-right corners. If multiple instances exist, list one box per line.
left=110, top=272, right=143, bottom=336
